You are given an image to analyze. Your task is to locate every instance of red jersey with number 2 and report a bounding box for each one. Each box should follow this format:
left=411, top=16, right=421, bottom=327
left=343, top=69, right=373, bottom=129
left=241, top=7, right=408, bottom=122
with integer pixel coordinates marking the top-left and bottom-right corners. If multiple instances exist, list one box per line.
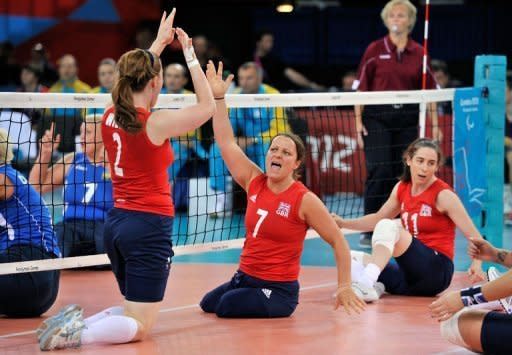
left=397, top=179, right=455, bottom=259
left=240, top=174, right=309, bottom=281
left=101, top=106, right=174, bottom=216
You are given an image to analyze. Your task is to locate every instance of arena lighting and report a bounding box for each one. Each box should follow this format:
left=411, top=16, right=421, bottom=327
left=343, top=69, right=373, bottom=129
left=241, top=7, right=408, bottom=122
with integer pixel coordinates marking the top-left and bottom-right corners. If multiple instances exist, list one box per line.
left=276, top=0, right=294, bottom=13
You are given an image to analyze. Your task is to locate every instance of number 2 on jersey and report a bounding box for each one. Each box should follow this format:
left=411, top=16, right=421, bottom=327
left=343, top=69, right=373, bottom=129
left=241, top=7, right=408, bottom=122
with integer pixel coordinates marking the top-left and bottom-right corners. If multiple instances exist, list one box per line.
left=252, top=208, right=268, bottom=237
left=112, top=132, right=124, bottom=177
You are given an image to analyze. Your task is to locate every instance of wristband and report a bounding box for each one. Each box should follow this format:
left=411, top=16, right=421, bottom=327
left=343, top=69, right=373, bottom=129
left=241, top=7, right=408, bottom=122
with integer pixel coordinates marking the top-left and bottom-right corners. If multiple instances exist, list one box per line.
left=460, top=286, right=487, bottom=306
left=187, top=59, right=200, bottom=69
left=183, top=45, right=196, bottom=63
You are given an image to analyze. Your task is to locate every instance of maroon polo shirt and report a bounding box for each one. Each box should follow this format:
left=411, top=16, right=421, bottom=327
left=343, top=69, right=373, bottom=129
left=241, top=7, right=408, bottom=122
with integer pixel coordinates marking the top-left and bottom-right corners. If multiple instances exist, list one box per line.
left=354, top=35, right=437, bottom=92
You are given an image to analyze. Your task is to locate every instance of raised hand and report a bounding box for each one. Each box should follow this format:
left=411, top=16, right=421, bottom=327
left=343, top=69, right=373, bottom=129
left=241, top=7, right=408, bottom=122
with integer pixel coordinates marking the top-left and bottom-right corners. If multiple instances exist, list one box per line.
left=206, top=61, right=234, bottom=99
left=176, top=27, right=195, bottom=63
left=149, top=8, right=176, bottom=56
left=39, top=123, right=60, bottom=161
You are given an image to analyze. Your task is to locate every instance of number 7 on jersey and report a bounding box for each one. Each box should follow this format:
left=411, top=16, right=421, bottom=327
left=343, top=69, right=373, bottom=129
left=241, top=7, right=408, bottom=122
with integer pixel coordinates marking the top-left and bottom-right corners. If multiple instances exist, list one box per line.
left=252, top=208, right=268, bottom=237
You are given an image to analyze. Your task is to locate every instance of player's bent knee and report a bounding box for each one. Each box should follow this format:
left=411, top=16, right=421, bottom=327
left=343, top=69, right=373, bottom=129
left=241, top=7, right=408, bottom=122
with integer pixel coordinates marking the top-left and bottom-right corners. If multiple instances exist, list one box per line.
left=440, top=309, right=469, bottom=349
left=371, top=219, right=399, bottom=253
left=199, top=295, right=216, bottom=313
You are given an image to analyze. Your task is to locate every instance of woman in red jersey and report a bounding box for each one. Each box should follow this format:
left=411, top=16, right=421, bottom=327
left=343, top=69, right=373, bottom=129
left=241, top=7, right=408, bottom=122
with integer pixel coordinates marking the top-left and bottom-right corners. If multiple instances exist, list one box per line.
left=199, top=61, right=366, bottom=318
left=332, top=138, right=485, bottom=302
left=38, top=8, right=216, bottom=351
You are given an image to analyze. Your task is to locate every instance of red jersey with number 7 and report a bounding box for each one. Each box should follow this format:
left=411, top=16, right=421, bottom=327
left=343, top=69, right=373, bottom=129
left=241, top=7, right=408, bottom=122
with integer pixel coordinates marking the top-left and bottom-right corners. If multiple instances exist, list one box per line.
left=397, top=179, right=455, bottom=259
left=240, top=174, right=309, bottom=281
left=101, top=106, right=174, bottom=216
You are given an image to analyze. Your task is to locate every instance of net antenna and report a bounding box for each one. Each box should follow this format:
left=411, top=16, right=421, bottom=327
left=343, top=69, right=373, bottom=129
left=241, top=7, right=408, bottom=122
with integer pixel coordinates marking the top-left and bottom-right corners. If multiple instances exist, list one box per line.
left=419, top=0, right=431, bottom=138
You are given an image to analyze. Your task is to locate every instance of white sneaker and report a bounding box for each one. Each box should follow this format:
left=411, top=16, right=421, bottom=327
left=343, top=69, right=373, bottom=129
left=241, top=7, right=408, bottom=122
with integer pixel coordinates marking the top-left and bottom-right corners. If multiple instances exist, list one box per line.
left=352, top=281, right=381, bottom=302
left=36, top=304, right=82, bottom=340
left=39, top=307, right=85, bottom=351
left=487, top=266, right=512, bottom=314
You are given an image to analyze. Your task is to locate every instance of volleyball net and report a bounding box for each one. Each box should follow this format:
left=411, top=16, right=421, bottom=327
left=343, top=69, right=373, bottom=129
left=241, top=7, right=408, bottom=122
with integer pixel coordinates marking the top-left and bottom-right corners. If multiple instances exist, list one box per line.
left=0, top=89, right=460, bottom=274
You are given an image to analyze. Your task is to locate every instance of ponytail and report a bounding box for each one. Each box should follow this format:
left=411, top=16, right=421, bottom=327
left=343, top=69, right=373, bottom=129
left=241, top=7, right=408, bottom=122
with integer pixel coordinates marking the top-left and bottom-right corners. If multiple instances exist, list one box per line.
left=112, top=76, right=142, bottom=133
left=111, top=49, right=161, bottom=134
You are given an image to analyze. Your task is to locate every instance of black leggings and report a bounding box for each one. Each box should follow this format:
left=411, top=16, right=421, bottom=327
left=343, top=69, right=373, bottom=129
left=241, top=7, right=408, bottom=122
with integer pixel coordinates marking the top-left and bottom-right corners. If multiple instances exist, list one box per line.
left=200, top=270, right=299, bottom=318
left=0, top=245, right=60, bottom=317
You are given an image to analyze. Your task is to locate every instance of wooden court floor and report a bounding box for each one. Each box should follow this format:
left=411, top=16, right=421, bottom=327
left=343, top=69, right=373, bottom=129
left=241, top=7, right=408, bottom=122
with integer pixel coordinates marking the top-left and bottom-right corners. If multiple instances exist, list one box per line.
left=0, top=264, right=477, bottom=355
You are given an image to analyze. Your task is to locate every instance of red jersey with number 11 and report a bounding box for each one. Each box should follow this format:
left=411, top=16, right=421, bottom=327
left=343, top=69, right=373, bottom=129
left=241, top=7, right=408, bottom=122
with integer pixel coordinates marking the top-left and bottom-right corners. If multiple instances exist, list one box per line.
left=239, top=174, right=309, bottom=281
left=397, top=179, right=455, bottom=259
left=102, top=106, right=174, bottom=216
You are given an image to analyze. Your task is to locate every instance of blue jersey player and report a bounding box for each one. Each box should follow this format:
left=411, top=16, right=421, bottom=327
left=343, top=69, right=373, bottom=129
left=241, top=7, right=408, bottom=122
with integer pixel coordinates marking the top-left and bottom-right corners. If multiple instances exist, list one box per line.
left=29, top=115, right=113, bottom=257
left=0, top=128, right=60, bottom=317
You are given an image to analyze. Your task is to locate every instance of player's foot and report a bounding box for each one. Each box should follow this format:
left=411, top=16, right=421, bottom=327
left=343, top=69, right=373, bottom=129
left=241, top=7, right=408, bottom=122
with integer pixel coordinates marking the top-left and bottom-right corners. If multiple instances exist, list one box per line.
left=36, top=304, right=83, bottom=340
left=352, top=280, right=381, bottom=302
left=39, top=306, right=85, bottom=351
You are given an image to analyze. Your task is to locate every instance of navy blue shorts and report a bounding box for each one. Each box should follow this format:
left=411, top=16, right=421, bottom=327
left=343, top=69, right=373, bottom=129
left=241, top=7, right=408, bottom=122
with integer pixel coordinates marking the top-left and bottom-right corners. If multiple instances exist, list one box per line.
left=200, top=270, right=299, bottom=318
left=378, top=237, right=454, bottom=296
left=0, top=245, right=59, bottom=317
left=481, top=311, right=512, bottom=354
left=104, top=208, right=173, bottom=303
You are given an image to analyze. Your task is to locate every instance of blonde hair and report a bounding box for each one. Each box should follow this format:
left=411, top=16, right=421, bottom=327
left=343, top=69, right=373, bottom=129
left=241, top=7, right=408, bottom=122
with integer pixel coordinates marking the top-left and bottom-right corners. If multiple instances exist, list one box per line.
left=381, top=0, right=417, bottom=34
left=0, top=129, right=14, bottom=165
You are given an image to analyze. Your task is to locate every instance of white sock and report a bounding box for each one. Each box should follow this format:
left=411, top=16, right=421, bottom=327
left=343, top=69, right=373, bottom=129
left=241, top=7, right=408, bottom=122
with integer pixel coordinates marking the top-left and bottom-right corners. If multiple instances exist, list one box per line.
left=364, top=263, right=381, bottom=285
left=84, top=306, right=124, bottom=326
left=81, top=315, right=138, bottom=345
left=351, top=259, right=374, bottom=288
left=351, top=259, right=365, bottom=281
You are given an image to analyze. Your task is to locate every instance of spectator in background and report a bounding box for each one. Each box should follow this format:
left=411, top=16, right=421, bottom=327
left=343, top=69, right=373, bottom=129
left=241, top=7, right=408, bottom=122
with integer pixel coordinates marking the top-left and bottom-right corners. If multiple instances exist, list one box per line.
left=88, top=58, right=117, bottom=118
left=341, top=71, right=357, bottom=92
left=209, top=62, right=289, bottom=217
left=0, top=41, right=20, bottom=90
left=253, top=31, right=324, bottom=92
left=29, top=43, right=58, bottom=87
left=431, top=59, right=462, bottom=90
left=353, top=0, right=440, bottom=248
left=18, top=65, right=48, bottom=93
left=91, top=58, right=116, bottom=95
left=192, top=35, right=209, bottom=69
left=162, top=63, right=208, bottom=181
left=40, top=54, right=91, bottom=154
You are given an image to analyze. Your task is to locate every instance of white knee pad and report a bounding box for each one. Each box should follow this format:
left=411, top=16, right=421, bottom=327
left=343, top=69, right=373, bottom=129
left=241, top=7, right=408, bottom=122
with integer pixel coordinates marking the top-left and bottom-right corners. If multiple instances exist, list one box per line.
left=440, top=309, right=470, bottom=348
left=371, top=219, right=399, bottom=253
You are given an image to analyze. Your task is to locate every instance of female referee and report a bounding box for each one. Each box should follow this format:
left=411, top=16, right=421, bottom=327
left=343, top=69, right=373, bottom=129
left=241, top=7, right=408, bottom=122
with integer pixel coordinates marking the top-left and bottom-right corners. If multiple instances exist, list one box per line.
left=199, top=61, right=366, bottom=318
left=38, top=8, right=216, bottom=350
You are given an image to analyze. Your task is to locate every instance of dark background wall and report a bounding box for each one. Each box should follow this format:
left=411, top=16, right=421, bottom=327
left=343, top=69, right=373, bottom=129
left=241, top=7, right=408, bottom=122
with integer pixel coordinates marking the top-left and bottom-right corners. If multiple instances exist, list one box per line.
left=2, top=0, right=510, bottom=88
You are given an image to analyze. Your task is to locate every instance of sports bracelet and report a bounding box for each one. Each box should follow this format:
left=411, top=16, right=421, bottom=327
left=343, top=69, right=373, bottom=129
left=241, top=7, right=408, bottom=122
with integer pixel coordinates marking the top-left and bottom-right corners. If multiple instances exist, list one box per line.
left=460, top=285, right=488, bottom=306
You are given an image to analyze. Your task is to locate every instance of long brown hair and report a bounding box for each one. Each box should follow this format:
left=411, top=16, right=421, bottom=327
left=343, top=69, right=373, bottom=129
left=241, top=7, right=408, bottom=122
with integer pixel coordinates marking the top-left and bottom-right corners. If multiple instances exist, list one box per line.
left=400, top=138, right=444, bottom=182
left=270, top=132, right=306, bottom=180
left=111, top=49, right=161, bottom=133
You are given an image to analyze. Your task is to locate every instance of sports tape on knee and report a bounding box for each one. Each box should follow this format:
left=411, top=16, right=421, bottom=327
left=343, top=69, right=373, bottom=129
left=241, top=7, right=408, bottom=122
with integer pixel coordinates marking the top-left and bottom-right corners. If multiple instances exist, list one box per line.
left=371, top=219, right=399, bottom=253
left=440, top=309, right=470, bottom=348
